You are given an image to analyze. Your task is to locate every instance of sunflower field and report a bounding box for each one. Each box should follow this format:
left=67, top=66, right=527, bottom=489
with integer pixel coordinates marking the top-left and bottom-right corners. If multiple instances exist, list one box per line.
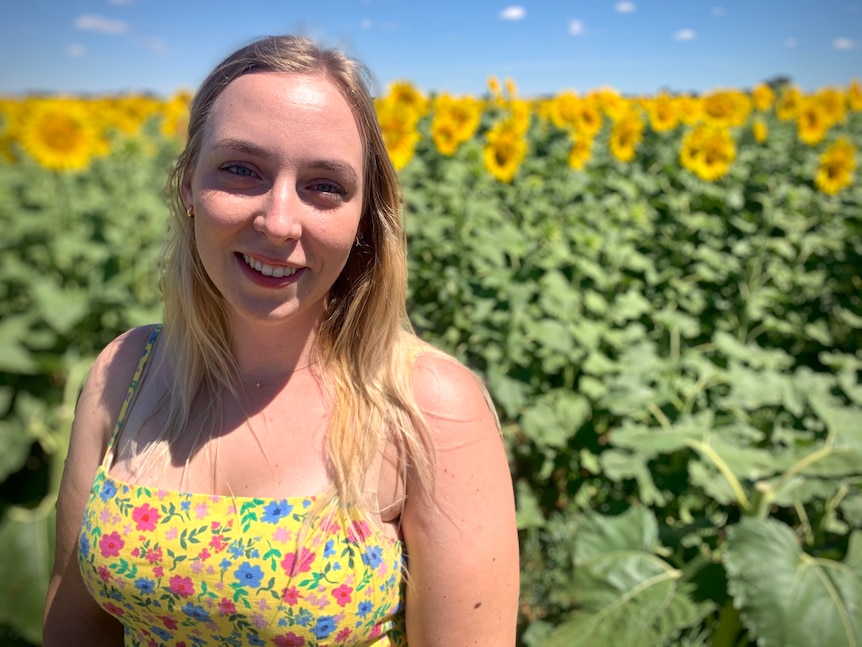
left=1, top=78, right=861, bottom=646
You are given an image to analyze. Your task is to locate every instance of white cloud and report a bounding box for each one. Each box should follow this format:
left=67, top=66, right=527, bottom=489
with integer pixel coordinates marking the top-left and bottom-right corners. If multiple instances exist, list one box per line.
left=569, top=19, right=585, bottom=36
left=834, top=37, right=857, bottom=49
left=711, top=6, right=725, bottom=17
left=673, top=29, right=696, bottom=41
left=499, top=5, right=526, bottom=21
left=141, top=37, right=169, bottom=54
left=615, top=2, right=636, bottom=13
left=360, top=18, right=372, bottom=29
left=785, top=37, right=798, bottom=48
left=66, top=43, right=86, bottom=57
left=75, top=14, right=129, bottom=34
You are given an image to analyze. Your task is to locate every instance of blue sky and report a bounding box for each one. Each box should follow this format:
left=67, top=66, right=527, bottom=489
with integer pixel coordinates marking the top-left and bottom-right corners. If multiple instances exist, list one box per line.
left=1, top=1, right=860, bottom=98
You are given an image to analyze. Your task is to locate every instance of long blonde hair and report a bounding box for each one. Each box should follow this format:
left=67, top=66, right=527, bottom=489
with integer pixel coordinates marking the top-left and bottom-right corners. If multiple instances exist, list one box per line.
left=154, top=35, right=433, bottom=514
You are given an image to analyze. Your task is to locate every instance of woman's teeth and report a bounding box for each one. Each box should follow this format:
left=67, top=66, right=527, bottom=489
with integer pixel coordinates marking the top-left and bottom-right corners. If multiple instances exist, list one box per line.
left=242, top=254, right=298, bottom=278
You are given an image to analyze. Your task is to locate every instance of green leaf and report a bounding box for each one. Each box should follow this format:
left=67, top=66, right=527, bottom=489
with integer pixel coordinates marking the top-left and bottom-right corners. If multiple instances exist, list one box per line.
left=724, top=518, right=862, bottom=647
left=0, top=505, right=56, bottom=644
left=543, top=507, right=711, bottom=647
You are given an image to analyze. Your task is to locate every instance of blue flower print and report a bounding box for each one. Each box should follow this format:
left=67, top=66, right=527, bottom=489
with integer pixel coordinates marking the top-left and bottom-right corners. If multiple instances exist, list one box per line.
left=362, top=545, right=383, bottom=569
left=134, top=577, right=155, bottom=594
left=150, top=627, right=172, bottom=641
left=261, top=499, right=292, bottom=523
left=228, top=540, right=245, bottom=559
left=99, top=479, right=117, bottom=503
left=234, top=562, right=264, bottom=588
left=79, top=533, right=90, bottom=559
left=357, top=600, right=373, bottom=618
left=324, top=539, right=336, bottom=558
left=313, top=615, right=337, bottom=640
left=246, top=633, right=265, bottom=646
left=181, top=602, right=211, bottom=623
left=181, top=500, right=191, bottom=512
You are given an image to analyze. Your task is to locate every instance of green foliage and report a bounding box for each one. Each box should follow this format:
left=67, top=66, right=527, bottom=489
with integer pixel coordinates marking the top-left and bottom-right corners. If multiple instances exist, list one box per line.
left=0, top=110, right=860, bottom=645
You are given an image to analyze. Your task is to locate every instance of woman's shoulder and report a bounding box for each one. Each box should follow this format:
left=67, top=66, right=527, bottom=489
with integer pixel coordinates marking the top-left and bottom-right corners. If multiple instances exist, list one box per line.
left=402, top=337, right=499, bottom=430
left=76, top=324, right=163, bottom=440
left=89, top=324, right=162, bottom=382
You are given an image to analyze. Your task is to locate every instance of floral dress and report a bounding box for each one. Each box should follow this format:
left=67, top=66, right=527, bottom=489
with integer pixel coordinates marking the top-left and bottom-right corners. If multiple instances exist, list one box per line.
left=78, top=327, right=407, bottom=646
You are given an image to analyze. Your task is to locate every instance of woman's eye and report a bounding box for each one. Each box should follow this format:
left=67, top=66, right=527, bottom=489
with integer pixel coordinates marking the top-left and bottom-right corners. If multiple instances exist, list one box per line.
left=220, top=163, right=255, bottom=177
left=309, top=181, right=345, bottom=195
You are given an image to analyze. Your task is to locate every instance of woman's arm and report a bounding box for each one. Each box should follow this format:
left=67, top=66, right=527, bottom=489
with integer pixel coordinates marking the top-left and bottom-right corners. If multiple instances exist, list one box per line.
left=401, top=353, right=520, bottom=646
left=43, top=327, right=154, bottom=646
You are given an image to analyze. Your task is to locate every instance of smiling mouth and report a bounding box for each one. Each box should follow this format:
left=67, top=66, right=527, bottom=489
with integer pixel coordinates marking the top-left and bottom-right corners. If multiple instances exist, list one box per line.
left=241, top=254, right=299, bottom=278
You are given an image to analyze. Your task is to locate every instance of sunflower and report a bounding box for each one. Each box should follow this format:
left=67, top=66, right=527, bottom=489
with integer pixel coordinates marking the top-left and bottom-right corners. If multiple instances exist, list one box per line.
left=609, top=110, right=644, bottom=162
left=590, top=87, right=629, bottom=122
left=848, top=79, right=862, bottom=112
left=647, top=92, right=679, bottom=132
left=776, top=86, right=802, bottom=121
left=487, top=76, right=503, bottom=101
left=18, top=98, right=99, bottom=171
left=375, top=97, right=421, bottom=170
left=751, top=83, right=775, bottom=112
left=680, top=124, right=736, bottom=181
left=797, top=99, right=829, bottom=146
left=385, top=80, right=430, bottom=118
left=483, top=117, right=527, bottom=183
left=700, top=89, right=751, bottom=128
left=815, top=137, right=856, bottom=195
left=567, top=133, right=593, bottom=170
left=159, top=90, right=192, bottom=141
left=430, top=94, right=483, bottom=156
left=752, top=118, right=768, bottom=144
left=549, top=91, right=580, bottom=130
left=813, top=86, right=846, bottom=127
left=676, top=95, right=702, bottom=125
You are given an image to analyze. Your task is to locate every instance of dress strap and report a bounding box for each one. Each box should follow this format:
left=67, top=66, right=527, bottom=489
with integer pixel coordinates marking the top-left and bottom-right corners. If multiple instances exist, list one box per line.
left=102, top=325, right=163, bottom=467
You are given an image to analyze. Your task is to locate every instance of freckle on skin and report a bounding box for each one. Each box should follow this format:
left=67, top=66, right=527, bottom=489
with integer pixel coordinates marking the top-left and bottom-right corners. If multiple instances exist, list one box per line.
left=474, top=602, right=482, bottom=609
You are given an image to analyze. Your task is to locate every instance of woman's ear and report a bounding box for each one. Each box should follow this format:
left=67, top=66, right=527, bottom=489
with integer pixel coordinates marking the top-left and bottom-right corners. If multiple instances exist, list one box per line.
left=180, top=171, right=194, bottom=211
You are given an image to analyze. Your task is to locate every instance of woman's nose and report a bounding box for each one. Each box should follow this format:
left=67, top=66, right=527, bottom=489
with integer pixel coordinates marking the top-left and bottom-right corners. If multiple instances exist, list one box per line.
left=254, top=180, right=302, bottom=241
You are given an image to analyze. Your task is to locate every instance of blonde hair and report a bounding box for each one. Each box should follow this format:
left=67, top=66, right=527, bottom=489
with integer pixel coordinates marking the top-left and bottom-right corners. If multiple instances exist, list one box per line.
left=153, top=35, right=433, bottom=515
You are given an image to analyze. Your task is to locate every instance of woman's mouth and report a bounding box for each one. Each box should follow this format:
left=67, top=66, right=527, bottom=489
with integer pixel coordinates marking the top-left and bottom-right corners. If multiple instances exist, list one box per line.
left=241, top=254, right=298, bottom=278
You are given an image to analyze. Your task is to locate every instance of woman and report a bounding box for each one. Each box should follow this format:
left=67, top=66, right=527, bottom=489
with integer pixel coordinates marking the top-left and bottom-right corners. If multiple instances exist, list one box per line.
left=43, top=35, right=519, bottom=646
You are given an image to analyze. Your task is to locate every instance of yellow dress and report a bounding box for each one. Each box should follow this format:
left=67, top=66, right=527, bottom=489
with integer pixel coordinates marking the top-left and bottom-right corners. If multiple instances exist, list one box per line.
left=78, top=327, right=407, bottom=646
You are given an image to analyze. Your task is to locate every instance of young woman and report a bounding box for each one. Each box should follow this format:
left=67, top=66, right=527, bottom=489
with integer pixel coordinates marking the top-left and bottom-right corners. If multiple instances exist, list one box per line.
left=43, top=35, right=519, bottom=646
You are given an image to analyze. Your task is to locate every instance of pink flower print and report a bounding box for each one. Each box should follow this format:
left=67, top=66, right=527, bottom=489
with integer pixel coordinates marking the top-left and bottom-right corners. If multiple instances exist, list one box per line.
left=336, top=627, right=352, bottom=641
left=218, top=598, right=237, bottom=615
left=99, top=531, right=124, bottom=558
left=132, top=547, right=140, bottom=557
left=97, top=566, right=112, bottom=583
left=274, top=633, right=305, bottom=647
left=103, top=602, right=125, bottom=616
left=209, top=534, right=227, bottom=552
left=153, top=566, right=164, bottom=578
left=282, top=586, right=301, bottom=605
left=147, top=638, right=157, bottom=647
left=145, top=547, right=163, bottom=563
left=281, top=547, right=316, bottom=576
left=159, top=616, right=178, bottom=630
left=132, top=503, right=160, bottom=531
left=99, top=508, right=112, bottom=524
left=272, top=526, right=291, bottom=544
left=168, top=575, right=194, bottom=597
left=197, top=548, right=211, bottom=561
left=332, top=584, right=353, bottom=607
left=194, top=502, right=209, bottom=519
left=348, top=520, right=371, bottom=543
left=165, top=527, right=178, bottom=541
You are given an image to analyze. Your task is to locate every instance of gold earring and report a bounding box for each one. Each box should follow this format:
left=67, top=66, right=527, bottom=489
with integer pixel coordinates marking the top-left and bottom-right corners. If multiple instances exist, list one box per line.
left=186, top=206, right=194, bottom=218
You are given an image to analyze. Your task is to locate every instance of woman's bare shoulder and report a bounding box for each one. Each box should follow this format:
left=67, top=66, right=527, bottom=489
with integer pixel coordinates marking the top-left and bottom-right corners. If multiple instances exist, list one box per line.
left=74, top=324, right=162, bottom=449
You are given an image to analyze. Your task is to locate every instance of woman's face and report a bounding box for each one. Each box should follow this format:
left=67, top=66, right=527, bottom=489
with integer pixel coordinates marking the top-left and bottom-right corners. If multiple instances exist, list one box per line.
left=183, top=72, right=365, bottom=332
